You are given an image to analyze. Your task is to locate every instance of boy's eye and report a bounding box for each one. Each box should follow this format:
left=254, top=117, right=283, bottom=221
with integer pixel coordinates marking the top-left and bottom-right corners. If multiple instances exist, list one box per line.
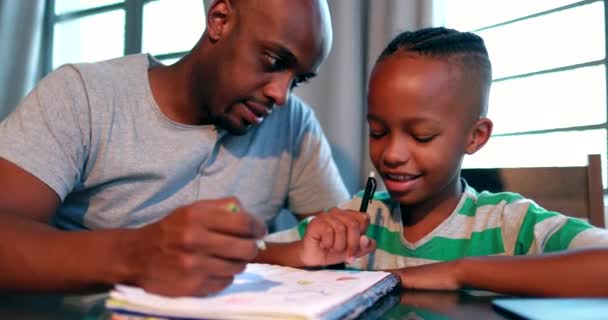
left=413, top=135, right=435, bottom=143
left=369, top=130, right=387, bottom=139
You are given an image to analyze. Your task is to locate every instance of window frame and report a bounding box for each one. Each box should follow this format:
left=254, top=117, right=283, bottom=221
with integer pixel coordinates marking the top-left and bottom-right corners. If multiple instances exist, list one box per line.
left=438, top=0, right=608, bottom=189
left=42, top=0, right=208, bottom=74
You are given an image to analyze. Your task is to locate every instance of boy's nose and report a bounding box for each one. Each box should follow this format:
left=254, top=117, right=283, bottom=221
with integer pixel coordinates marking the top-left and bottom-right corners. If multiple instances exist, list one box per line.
left=383, top=137, right=409, bottom=166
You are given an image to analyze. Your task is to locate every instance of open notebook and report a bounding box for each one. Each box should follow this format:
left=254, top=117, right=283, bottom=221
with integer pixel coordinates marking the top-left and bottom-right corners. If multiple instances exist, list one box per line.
left=106, top=263, right=400, bottom=320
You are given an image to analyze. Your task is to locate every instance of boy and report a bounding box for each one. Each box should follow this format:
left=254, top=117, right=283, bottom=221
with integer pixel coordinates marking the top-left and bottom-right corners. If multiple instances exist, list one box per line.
left=259, top=27, right=608, bottom=297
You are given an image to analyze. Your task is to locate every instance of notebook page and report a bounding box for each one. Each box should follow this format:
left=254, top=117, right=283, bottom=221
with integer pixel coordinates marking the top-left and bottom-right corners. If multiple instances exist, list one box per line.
left=109, top=263, right=394, bottom=319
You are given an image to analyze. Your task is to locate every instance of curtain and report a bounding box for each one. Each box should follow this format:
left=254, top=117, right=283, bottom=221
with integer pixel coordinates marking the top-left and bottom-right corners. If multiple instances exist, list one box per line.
left=296, top=0, right=433, bottom=194
left=0, top=0, right=46, bottom=120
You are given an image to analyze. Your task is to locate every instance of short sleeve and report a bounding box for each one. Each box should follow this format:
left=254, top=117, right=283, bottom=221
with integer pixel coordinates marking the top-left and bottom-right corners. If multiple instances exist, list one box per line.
left=0, top=65, right=90, bottom=200
left=509, top=200, right=608, bottom=254
left=286, top=97, right=350, bottom=215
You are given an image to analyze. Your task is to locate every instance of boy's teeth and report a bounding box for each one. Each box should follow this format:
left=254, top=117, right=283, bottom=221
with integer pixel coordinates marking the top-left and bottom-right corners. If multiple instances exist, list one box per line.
left=387, top=174, right=413, bottom=181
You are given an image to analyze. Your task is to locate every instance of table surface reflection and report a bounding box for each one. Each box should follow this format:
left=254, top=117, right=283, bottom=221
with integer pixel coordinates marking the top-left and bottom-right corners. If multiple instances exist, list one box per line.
left=0, top=289, right=512, bottom=320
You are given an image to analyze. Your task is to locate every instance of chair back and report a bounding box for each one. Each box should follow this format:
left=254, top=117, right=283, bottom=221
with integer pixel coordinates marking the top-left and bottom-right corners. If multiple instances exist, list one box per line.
left=461, top=154, right=605, bottom=228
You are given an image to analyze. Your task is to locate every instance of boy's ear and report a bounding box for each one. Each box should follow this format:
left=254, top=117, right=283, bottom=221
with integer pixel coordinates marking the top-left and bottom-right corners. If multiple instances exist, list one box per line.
left=465, top=118, right=493, bottom=155
left=206, top=0, right=234, bottom=42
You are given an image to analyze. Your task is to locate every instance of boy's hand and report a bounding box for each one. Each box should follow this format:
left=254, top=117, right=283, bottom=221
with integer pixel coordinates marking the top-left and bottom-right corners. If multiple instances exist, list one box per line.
left=122, top=197, right=266, bottom=297
left=299, top=208, right=376, bottom=266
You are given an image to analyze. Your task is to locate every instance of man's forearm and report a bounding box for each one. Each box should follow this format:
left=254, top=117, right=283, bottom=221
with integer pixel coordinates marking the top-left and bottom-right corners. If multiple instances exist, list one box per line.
left=0, top=214, right=132, bottom=293
left=458, top=248, right=608, bottom=297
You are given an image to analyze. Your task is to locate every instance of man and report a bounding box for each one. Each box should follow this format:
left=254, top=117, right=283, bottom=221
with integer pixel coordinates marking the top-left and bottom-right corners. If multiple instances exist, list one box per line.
left=0, top=0, right=348, bottom=296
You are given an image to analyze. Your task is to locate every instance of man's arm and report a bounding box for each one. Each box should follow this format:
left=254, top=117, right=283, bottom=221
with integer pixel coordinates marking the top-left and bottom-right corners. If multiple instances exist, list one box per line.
left=0, top=158, right=129, bottom=292
left=394, top=248, right=608, bottom=297
left=0, top=158, right=265, bottom=296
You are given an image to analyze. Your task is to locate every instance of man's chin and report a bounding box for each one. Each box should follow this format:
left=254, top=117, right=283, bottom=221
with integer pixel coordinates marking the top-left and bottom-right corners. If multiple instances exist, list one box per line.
left=216, top=118, right=251, bottom=136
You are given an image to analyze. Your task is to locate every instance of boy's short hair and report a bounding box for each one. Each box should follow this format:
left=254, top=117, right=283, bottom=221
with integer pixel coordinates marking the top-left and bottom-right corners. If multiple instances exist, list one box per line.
left=378, top=27, right=492, bottom=117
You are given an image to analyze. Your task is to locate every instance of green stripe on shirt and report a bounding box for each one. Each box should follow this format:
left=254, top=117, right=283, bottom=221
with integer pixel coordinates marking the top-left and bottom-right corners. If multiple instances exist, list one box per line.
left=514, top=202, right=560, bottom=254
left=368, top=224, right=505, bottom=261
left=544, top=218, right=593, bottom=252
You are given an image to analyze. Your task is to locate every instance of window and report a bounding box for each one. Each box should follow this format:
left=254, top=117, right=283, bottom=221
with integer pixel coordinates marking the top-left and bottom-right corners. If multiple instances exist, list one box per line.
left=435, top=0, right=608, bottom=186
left=44, top=0, right=206, bottom=72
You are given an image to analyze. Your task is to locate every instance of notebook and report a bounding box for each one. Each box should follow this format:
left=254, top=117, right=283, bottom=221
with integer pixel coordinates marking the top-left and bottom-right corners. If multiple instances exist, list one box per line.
left=492, top=298, right=608, bottom=320
left=106, top=263, right=400, bottom=320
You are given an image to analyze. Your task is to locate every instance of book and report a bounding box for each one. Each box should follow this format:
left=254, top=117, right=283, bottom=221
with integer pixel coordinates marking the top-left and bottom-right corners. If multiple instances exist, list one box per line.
left=106, top=263, right=401, bottom=320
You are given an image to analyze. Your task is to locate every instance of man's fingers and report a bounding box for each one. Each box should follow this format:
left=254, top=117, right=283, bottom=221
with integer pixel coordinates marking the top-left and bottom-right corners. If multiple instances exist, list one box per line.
left=187, top=199, right=267, bottom=238
left=190, top=230, right=260, bottom=261
left=200, top=276, right=235, bottom=295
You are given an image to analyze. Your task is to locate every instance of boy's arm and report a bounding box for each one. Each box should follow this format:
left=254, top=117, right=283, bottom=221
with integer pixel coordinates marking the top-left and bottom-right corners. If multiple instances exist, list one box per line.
left=0, top=158, right=265, bottom=296
left=393, top=247, right=608, bottom=296
left=255, top=208, right=375, bottom=267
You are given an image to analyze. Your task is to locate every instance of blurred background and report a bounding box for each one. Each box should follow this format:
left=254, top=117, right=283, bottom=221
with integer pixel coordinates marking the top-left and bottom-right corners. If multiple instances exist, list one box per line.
left=0, top=0, right=606, bottom=197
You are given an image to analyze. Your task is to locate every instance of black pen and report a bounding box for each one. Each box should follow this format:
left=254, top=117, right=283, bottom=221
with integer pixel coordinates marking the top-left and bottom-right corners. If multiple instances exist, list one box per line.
left=359, top=172, right=377, bottom=213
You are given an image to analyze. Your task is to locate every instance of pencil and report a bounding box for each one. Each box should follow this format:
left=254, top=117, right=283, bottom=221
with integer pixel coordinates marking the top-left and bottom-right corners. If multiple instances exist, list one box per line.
left=227, top=202, right=267, bottom=250
left=359, top=172, right=377, bottom=213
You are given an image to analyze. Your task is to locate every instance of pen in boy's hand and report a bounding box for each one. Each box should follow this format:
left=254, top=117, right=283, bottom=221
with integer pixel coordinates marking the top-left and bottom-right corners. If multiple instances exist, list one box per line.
left=227, top=202, right=267, bottom=250
left=359, top=172, right=377, bottom=213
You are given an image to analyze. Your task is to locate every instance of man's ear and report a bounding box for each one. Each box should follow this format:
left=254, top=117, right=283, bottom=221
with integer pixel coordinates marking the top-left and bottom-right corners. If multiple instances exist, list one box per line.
left=206, top=0, right=234, bottom=42
left=465, top=118, right=493, bottom=155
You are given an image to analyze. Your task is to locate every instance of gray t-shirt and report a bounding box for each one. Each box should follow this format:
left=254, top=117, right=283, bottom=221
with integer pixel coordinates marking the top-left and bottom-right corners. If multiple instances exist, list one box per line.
left=0, top=54, right=349, bottom=230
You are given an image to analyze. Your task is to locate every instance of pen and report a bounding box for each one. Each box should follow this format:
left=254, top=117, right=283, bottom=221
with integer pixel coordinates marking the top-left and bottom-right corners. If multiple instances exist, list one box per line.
left=359, top=172, right=377, bottom=213
left=227, top=202, right=267, bottom=250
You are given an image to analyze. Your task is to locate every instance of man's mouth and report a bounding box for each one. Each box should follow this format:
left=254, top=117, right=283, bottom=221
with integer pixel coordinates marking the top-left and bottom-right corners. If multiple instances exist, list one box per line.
left=236, top=101, right=273, bottom=125
left=245, top=101, right=273, bottom=118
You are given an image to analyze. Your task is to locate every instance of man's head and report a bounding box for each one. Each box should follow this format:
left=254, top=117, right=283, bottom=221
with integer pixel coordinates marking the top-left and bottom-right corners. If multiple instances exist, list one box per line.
left=366, top=27, right=493, bottom=207
left=192, top=0, right=332, bottom=135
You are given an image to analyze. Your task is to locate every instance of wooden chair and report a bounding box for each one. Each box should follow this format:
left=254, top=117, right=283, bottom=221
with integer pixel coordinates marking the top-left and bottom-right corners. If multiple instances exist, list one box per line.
left=461, top=154, right=605, bottom=228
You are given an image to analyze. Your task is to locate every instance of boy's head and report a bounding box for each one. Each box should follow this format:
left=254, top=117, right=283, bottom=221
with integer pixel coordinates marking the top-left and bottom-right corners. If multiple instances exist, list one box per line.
left=367, top=27, right=493, bottom=207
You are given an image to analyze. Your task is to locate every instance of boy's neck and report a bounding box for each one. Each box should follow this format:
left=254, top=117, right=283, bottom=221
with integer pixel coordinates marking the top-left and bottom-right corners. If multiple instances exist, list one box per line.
left=400, top=179, right=463, bottom=243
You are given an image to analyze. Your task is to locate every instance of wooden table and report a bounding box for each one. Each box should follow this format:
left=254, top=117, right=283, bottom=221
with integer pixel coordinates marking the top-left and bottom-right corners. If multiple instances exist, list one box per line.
left=0, top=289, right=512, bottom=319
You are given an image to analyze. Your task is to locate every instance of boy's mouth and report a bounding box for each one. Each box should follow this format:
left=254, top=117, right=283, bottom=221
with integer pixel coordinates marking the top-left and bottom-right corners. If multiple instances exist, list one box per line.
left=382, top=172, right=422, bottom=193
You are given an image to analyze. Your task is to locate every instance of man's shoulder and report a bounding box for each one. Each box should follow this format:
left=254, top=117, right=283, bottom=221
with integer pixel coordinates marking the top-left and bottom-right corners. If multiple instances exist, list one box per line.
left=277, top=94, right=315, bottom=118
left=265, top=94, right=320, bottom=133
left=67, top=54, right=149, bottom=78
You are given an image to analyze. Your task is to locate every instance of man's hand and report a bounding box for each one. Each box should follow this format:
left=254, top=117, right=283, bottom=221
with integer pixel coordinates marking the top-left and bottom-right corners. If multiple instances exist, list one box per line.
left=121, top=197, right=266, bottom=297
left=299, top=208, right=376, bottom=266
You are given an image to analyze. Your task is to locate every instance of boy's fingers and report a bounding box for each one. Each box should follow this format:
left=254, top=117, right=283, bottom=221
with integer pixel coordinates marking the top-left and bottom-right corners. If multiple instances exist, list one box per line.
left=345, top=218, right=362, bottom=258
left=353, top=236, right=376, bottom=258
left=360, top=235, right=370, bottom=248
left=320, top=225, right=334, bottom=249
left=325, top=217, right=347, bottom=252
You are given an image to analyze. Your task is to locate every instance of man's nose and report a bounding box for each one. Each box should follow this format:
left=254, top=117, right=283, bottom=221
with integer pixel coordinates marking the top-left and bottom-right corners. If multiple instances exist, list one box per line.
left=263, top=73, right=293, bottom=107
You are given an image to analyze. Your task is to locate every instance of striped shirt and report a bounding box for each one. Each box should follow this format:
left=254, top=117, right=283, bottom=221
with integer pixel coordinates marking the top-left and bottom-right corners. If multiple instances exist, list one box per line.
left=266, top=182, right=608, bottom=270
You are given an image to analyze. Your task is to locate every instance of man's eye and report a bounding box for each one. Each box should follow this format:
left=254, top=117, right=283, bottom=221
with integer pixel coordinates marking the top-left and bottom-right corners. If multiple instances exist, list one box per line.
left=291, top=76, right=310, bottom=89
left=264, top=53, right=284, bottom=71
